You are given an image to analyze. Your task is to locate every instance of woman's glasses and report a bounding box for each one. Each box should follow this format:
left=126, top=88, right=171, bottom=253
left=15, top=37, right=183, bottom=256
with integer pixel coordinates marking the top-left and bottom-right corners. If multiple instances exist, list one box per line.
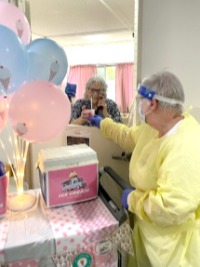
left=88, top=88, right=104, bottom=94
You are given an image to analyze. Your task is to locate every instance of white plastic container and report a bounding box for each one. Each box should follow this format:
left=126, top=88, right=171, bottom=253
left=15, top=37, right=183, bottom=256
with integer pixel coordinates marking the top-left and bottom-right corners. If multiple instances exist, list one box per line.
left=37, top=144, right=99, bottom=208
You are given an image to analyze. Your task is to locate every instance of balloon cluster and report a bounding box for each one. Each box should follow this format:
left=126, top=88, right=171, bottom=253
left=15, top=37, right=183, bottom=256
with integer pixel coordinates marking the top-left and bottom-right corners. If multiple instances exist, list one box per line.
left=0, top=2, right=70, bottom=143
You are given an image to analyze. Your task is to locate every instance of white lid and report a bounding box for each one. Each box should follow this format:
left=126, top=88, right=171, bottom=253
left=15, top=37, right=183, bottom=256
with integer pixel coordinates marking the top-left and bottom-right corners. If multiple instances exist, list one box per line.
left=38, top=144, right=98, bottom=171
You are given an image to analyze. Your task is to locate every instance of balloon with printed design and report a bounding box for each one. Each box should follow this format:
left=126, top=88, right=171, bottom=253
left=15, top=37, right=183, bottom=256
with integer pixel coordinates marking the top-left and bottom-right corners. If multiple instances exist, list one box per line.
left=8, top=81, right=71, bottom=143
left=26, top=38, right=68, bottom=85
left=0, top=2, right=31, bottom=45
left=0, top=25, right=29, bottom=95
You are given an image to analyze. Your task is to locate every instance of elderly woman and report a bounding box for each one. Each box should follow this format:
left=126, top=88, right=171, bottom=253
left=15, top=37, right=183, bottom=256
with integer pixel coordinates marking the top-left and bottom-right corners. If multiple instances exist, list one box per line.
left=70, top=75, right=122, bottom=125
left=89, top=70, right=200, bottom=267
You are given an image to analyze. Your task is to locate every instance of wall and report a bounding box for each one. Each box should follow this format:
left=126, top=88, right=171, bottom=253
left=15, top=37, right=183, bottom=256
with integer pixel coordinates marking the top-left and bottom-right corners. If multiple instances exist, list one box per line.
left=64, top=40, right=134, bottom=66
left=136, top=0, right=200, bottom=121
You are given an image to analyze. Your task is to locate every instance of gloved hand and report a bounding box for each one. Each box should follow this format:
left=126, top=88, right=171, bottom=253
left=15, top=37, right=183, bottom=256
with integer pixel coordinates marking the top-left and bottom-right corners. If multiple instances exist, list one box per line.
left=0, top=161, right=5, bottom=176
left=121, top=188, right=134, bottom=209
left=88, top=115, right=103, bottom=128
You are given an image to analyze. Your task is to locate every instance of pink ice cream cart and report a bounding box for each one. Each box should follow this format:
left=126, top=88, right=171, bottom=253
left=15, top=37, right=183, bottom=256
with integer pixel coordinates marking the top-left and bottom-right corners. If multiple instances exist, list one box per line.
left=0, top=145, right=133, bottom=266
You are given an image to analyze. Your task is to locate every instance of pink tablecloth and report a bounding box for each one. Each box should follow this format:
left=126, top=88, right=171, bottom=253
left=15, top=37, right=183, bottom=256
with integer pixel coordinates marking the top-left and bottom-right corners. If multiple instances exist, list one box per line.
left=0, top=211, right=10, bottom=263
left=42, top=195, right=119, bottom=267
left=42, top=197, right=119, bottom=254
left=0, top=190, right=120, bottom=267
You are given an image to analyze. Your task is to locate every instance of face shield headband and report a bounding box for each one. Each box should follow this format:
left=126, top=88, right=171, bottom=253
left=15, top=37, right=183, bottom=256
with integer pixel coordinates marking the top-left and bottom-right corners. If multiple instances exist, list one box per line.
left=138, top=85, right=184, bottom=106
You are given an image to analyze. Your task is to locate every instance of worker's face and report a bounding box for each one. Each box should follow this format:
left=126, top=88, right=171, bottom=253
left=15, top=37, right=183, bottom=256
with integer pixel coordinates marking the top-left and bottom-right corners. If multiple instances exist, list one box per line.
left=138, top=97, right=152, bottom=122
left=87, top=82, right=105, bottom=104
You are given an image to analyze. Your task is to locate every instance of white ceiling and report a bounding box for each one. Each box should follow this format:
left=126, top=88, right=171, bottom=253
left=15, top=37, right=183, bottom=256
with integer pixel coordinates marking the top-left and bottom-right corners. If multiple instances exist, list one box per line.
left=25, top=0, right=135, bottom=47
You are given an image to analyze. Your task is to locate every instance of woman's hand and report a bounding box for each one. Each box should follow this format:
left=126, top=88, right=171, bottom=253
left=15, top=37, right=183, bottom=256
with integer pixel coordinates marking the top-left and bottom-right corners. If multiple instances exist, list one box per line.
left=81, top=106, right=94, bottom=120
left=71, top=105, right=91, bottom=125
left=97, top=97, right=110, bottom=118
left=80, top=106, right=88, bottom=120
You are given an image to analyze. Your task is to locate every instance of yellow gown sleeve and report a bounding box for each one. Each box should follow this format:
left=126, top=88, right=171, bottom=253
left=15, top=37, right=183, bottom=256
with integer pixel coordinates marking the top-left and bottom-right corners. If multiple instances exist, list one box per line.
left=100, top=118, right=154, bottom=152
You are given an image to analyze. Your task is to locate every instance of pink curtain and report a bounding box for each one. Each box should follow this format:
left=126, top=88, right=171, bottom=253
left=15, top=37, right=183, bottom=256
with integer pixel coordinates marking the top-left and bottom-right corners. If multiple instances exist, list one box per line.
left=115, top=63, right=134, bottom=113
left=67, top=65, right=97, bottom=99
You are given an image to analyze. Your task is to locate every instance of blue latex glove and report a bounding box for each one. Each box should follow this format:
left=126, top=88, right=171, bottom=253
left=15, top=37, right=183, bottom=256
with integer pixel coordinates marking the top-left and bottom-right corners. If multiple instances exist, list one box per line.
left=121, top=188, right=134, bottom=209
left=0, top=161, right=5, bottom=177
left=88, top=115, right=103, bottom=128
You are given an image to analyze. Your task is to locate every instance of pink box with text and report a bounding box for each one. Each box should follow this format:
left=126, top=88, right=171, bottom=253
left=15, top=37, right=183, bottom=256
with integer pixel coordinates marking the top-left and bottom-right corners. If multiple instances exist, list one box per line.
left=38, top=144, right=99, bottom=208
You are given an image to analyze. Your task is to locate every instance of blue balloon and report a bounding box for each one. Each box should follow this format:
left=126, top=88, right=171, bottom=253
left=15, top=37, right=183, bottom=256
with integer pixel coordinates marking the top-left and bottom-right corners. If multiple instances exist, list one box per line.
left=0, top=25, right=29, bottom=95
left=26, top=38, right=68, bottom=85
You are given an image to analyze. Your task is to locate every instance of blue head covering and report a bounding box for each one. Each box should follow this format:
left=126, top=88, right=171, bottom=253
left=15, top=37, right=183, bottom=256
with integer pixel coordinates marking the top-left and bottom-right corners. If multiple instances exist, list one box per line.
left=65, top=83, right=77, bottom=97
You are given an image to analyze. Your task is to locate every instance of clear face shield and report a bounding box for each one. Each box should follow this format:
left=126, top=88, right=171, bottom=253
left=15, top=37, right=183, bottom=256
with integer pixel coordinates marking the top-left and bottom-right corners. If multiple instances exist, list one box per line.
left=128, top=84, right=184, bottom=126
left=137, top=85, right=184, bottom=122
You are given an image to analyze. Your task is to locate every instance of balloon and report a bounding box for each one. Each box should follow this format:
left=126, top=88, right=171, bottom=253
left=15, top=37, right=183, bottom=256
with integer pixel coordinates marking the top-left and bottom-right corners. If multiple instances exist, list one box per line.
left=26, top=38, right=68, bottom=85
left=0, top=25, right=29, bottom=95
left=0, top=96, right=8, bottom=133
left=0, top=2, right=31, bottom=45
left=8, top=81, right=71, bottom=143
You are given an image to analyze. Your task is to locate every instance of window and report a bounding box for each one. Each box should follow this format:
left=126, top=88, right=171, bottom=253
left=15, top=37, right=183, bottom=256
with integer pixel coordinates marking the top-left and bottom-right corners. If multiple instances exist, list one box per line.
left=97, top=65, right=116, bottom=101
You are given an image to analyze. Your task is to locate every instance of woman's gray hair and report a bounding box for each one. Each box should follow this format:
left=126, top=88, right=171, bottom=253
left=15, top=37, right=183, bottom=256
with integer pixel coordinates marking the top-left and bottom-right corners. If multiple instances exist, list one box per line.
left=141, top=71, right=185, bottom=114
left=84, top=75, right=108, bottom=98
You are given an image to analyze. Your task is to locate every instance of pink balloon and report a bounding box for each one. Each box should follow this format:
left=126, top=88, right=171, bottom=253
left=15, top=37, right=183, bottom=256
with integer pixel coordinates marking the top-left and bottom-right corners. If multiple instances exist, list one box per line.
left=8, top=81, right=71, bottom=143
left=0, top=97, right=8, bottom=133
left=0, top=2, right=31, bottom=45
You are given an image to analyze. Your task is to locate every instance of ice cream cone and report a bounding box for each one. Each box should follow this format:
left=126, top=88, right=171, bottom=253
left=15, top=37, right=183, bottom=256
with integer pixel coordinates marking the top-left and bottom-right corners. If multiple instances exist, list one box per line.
left=16, top=19, right=24, bottom=38
left=0, top=77, right=10, bottom=90
left=17, top=29, right=23, bottom=38
left=15, top=122, right=28, bottom=136
left=49, top=60, right=59, bottom=81
left=49, top=70, right=56, bottom=81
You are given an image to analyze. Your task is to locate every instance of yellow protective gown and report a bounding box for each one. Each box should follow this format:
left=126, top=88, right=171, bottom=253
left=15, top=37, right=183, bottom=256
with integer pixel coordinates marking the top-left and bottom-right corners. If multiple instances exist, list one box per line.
left=101, top=113, right=200, bottom=267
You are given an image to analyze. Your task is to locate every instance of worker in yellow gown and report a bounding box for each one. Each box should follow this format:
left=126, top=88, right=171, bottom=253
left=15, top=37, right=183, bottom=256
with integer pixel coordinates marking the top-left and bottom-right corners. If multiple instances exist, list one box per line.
left=89, top=70, right=200, bottom=267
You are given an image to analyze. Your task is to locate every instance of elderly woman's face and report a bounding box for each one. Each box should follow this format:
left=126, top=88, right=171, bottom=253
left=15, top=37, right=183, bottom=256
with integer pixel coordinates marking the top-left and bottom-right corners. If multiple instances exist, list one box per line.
left=87, top=82, right=105, bottom=103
